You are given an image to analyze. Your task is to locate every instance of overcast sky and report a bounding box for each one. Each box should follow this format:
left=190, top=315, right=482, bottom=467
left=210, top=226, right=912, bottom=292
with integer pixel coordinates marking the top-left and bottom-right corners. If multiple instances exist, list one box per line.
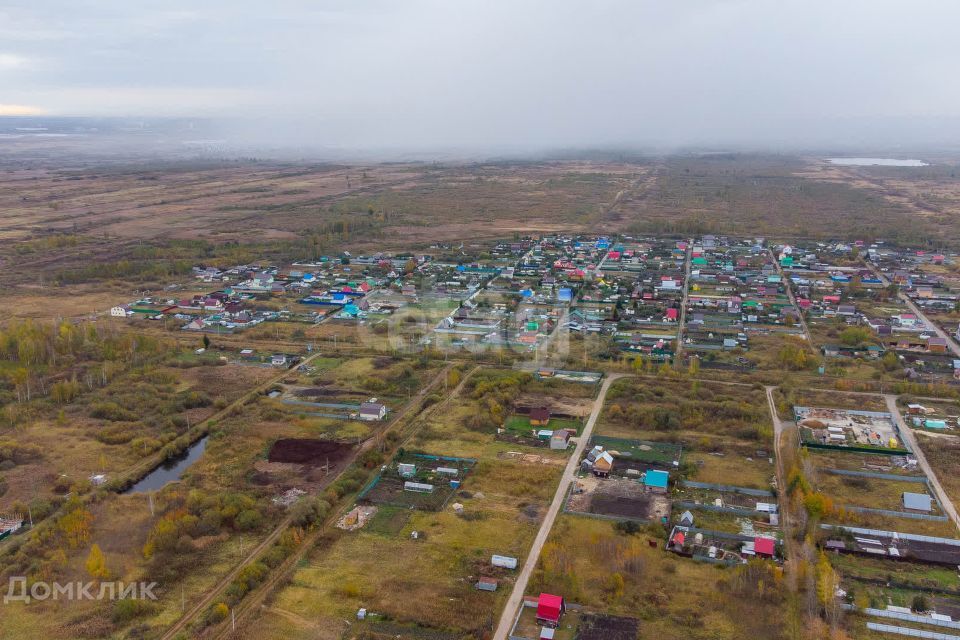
left=2, top=0, right=960, bottom=151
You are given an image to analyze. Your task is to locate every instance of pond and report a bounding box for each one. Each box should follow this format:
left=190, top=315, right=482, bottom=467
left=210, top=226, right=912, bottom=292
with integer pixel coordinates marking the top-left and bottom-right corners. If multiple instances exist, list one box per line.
left=828, top=157, right=928, bottom=167
left=124, top=436, right=209, bottom=494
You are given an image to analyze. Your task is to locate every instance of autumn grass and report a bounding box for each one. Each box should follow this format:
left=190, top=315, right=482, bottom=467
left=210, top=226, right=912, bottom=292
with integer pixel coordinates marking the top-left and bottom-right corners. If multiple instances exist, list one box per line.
left=530, top=515, right=790, bottom=640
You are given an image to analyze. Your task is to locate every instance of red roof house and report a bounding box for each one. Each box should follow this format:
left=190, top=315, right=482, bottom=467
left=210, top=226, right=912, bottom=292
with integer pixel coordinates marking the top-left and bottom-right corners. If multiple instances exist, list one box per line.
left=754, top=536, right=776, bottom=558
left=536, top=593, right=565, bottom=627
left=666, top=308, right=679, bottom=321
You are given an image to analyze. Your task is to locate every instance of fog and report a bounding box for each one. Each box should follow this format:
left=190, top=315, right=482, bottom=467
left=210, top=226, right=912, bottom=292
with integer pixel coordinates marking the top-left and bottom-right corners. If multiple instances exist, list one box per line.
left=2, top=0, right=960, bottom=155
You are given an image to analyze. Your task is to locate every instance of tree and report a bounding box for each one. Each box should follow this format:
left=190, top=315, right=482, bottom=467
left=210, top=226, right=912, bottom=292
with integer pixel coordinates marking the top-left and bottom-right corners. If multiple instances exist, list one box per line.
left=59, top=503, right=94, bottom=548
left=839, top=327, right=871, bottom=346
left=202, top=334, right=210, bottom=350
left=85, top=543, right=110, bottom=580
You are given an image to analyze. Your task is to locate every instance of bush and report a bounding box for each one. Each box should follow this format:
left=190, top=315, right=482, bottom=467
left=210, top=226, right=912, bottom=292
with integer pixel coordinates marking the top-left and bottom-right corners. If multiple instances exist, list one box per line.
left=89, top=402, right=137, bottom=422
left=112, top=598, right=158, bottom=624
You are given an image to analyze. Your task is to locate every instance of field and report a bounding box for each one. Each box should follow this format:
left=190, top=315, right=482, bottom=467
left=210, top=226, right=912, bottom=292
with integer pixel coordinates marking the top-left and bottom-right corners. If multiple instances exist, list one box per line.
left=596, top=377, right=774, bottom=488
left=5, top=146, right=960, bottom=640
left=529, top=515, right=789, bottom=640
left=230, top=367, right=570, bottom=640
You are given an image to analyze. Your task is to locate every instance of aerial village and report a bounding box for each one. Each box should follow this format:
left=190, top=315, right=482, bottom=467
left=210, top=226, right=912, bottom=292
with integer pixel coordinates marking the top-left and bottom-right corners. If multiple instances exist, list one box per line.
left=18, top=233, right=960, bottom=640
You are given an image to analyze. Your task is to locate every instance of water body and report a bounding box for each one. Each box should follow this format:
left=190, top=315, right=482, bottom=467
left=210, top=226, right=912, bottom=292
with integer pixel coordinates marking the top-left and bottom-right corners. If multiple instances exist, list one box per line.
left=124, top=436, right=208, bottom=494
left=828, top=157, right=928, bottom=167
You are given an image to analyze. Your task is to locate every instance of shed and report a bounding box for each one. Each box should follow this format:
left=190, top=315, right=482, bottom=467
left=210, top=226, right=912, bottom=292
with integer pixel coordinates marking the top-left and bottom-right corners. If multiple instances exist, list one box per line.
left=903, top=492, right=933, bottom=512
left=359, top=402, right=387, bottom=421
left=491, top=554, right=518, bottom=569
left=475, top=577, right=498, bottom=592
left=536, top=593, right=565, bottom=627
left=679, top=510, right=694, bottom=527
left=540, top=628, right=555, bottom=640
left=398, top=463, right=417, bottom=477
left=754, top=536, right=776, bottom=558
left=550, top=430, right=570, bottom=450
left=644, top=469, right=669, bottom=492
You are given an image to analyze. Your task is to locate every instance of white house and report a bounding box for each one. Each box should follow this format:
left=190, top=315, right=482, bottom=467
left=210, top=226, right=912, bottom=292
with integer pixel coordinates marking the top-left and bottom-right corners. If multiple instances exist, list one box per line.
left=110, top=305, right=130, bottom=317
left=358, top=402, right=387, bottom=421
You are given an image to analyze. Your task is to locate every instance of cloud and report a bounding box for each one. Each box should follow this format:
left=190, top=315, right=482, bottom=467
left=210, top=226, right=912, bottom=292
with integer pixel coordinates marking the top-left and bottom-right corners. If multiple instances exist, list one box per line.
left=0, top=103, right=46, bottom=116
left=0, top=53, right=30, bottom=70
left=1, top=0, right=960, bottom=151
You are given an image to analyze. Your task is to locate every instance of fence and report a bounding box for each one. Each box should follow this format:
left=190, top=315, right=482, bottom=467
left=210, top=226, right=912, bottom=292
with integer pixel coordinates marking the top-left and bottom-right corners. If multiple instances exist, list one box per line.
left=841, top=505, right=949, bottom=522
left=820, top=524, right=960, bottom=547
left=674, top=501, right=766, bottom=518
left=825, top=468, right=927, bottom=483
left=866, top=622, right=960, bottom=639
left=680, top=480, right=775, bottom=497
left=865, top=609, right=960, bottom=631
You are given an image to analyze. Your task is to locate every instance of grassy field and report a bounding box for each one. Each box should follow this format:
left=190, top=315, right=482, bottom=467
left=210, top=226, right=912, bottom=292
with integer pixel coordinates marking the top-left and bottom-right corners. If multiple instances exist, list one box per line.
left=529, top=515, right=790, bottom=640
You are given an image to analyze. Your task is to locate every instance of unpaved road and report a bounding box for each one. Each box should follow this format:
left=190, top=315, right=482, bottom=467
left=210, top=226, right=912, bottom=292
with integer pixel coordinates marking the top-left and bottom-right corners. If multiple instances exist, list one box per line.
left=492, top=373, right=625, bottom=640
left=883, top=394, right=960, bottom=534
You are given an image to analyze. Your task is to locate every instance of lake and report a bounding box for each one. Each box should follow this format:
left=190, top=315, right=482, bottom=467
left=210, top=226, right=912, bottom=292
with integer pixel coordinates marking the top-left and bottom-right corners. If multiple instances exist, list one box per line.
left=124, top=436, right=209, bottom=494
left=828, top=157, right=928, bottom=167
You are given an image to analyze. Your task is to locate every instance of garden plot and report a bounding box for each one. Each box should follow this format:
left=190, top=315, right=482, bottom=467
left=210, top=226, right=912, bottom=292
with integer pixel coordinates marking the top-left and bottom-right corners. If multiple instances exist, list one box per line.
left=588, top=435, right=682, bottom=474
left=797, top=406, right=908, bottom=452
left=359, top=452, right=476, bottom=511
left=566, top=475, right=670, bottom=521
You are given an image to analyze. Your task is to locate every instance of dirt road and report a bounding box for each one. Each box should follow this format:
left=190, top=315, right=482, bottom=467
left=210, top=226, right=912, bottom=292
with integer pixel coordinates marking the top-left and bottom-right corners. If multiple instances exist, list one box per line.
left=492, top=373, right=625, bottom=640
left=160, top=363, right=456, bottom=640
left=883, top=394, right=960, bottom=534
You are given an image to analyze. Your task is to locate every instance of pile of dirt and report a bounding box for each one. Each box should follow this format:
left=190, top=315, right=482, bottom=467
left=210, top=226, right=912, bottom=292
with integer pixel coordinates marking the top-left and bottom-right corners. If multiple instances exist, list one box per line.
left=268, top=438, right=353, bottom=466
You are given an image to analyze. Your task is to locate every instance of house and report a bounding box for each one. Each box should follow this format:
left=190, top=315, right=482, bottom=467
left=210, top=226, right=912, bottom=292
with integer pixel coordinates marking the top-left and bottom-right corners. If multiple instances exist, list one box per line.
left=271, top=354, right=287, bottom=367
left=359, top=402, right=387, bottom=421
left=536, top=593, right=565, bottom=627
left=754, top=536, right=776, bottom=559
left=903, top=492, right=933, bottom=512
left=927, top=337, right=948, bottom=354
left=110, top=305, right=130, bottom=317
left=679, top=510, right=695, bottom=527
left=592, top=451, right=614, bottom=477
left=644, top=469, right=669, bottom=493
left=529, top=407, right=551, bottom=426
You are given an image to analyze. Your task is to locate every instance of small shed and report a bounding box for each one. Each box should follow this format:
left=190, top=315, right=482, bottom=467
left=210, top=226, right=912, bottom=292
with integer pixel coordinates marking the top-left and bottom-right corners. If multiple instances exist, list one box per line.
left=550, top=430, right=570, bottom=450
left=644, top=469, right=669, bottom=492
left=476, top=577, right=498, bottom=592
left=754, top=536, right=776, bottom=559
left=536, top=593, right=565, bottom=627
left=398, top=463, right=417, bottom=477
left=679, top=510, right=694, bottom=527
left=903, top=492, right=933, bottom=512
left=359, top=402, right=387, bottom=421
left=492, top=554, right=518, bottom=569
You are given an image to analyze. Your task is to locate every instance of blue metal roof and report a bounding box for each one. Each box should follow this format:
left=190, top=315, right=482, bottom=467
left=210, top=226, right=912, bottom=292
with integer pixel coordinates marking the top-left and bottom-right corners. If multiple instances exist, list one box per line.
left=644, top=469, right=669, bottom=488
